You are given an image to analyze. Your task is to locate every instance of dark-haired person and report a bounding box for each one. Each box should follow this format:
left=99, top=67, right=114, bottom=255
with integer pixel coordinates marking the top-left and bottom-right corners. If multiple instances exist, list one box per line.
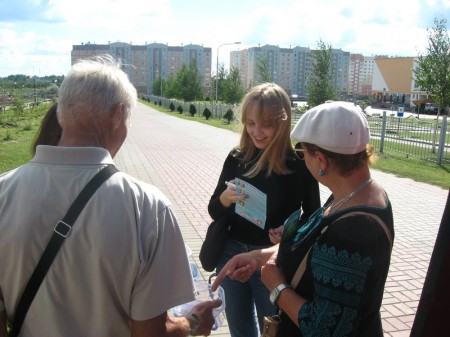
left=31, top=102, right=62, bottom=154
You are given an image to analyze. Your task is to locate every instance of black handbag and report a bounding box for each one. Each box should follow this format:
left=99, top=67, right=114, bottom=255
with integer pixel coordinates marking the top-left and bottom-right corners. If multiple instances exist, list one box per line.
left=199, top=213, right=231, bottom=272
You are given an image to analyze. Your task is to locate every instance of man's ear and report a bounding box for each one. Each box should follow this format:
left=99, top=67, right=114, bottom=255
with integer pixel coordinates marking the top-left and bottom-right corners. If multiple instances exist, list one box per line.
left=111, top=103, right=125, bottom=129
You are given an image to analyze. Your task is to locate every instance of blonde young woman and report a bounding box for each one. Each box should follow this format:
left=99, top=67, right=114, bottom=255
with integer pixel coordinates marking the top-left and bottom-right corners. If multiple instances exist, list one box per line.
left=212, top=101, right=394, bottom=337
left=207, top=83, right=320, bottom=337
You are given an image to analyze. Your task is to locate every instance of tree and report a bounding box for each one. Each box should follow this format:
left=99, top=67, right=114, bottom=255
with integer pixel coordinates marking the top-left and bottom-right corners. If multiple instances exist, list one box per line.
left=172, top=59, right=203, bottom=102
left=164, top=73, right=178, bottom=99
left=255, top=55, right=271, bottom=84
left=306, top=40, right=339, bottom=107
left=223, top=67, right=245, bottom=104
left=12, top=93, right=25, bottom=116
left=414, top=17, right=450, bottom=117
left=214, top=64, right=227, bottom=102
left=152, top=77, right=165, bottom=96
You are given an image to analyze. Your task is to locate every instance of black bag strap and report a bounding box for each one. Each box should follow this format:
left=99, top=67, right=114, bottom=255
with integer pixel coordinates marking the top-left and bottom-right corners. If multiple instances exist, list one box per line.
left=9, top=164, right=119, bottom=337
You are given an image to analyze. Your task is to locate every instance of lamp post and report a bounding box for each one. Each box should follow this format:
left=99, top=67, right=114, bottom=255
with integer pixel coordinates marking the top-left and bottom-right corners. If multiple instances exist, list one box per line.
left=215, top=41, right=241, bottom=117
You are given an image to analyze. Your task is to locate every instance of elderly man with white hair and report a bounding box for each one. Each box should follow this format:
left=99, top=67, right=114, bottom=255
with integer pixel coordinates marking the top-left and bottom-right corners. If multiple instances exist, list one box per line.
left=0, top=55, right=220, bottom=337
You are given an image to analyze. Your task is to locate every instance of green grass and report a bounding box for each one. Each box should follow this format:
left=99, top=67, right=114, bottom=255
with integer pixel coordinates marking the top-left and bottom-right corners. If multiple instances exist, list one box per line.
left=1, top=100, right=449, bottom=190
left=0, top=104, right=50, bottom=172
left=373, top=154, right=449, bottom=189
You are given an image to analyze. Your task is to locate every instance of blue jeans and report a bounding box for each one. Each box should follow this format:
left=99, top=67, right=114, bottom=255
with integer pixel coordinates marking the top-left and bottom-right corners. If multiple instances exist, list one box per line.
left=217, top=239, right=276, bottom=337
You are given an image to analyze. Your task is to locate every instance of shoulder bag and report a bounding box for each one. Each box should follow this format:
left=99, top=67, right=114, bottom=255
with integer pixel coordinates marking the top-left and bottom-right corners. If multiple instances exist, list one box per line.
left=199, top=212, right=231, bottom=272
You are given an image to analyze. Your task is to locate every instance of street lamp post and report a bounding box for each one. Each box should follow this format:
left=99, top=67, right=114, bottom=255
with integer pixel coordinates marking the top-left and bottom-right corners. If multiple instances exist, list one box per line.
left=33, top=76, right=37, bottom=105
left=215, top=41, right=241, bottom=117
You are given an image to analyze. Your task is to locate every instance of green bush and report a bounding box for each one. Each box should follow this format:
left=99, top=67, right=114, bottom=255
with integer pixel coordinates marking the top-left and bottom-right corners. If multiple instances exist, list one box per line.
left=169, top=102, right=175, bottom=112
left=223, top=109, right=234, bottom=124
left=203, top=108, right=212, bottom=120
left=177, top=105, right=183, bottom=114
left=189, top=104, right=197, bottom=117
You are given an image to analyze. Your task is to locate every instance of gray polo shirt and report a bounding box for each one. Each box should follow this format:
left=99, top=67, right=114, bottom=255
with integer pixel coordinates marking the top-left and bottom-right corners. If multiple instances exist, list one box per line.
left=0, top=146, right=195, bottom=336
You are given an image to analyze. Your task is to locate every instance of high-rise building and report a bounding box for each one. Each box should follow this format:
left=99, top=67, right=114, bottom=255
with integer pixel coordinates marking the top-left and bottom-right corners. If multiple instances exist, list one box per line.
left=72, top=42, right=212, bottom=96
left=231, top=45, right=350, bottom=99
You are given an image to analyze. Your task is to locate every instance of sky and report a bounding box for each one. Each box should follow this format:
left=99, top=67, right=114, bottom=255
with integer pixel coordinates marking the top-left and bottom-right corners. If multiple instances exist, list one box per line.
left=0, top=0, right=449, bottom=77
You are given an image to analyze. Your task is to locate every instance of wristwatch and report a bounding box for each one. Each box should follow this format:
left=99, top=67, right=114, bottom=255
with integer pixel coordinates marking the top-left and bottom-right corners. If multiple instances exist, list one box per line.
left=269, top=283, right=291, bottom=305
left=187, top=313, right=200, bottom=336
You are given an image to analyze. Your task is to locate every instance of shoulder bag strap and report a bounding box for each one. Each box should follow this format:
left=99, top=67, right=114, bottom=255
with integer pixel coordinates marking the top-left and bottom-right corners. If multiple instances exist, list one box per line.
left=9, top=165, right=119, bottom=337
left=336, top=211, right=393, bottom=248
left=290, top=246, right=311, bottom=288
left=290, top=209, right=393, bottom=289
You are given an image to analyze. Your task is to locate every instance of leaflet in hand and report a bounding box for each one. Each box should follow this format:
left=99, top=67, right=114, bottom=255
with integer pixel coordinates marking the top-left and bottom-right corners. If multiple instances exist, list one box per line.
left=234, top=178, right=267, bottom=229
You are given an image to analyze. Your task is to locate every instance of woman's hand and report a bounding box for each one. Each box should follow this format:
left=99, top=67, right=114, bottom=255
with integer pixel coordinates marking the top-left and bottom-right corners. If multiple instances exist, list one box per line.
left=268, top=225, right=284, bottom=244
left=219, top=180, right=247, bottom=208
left=261, top=258, right=286, bottom=292
left=211, top=252, right=258, bottom=291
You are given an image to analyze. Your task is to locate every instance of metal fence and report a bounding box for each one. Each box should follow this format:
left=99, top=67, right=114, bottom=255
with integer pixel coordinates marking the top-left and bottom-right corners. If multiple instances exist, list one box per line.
left=294, top=111, right=449, bottom=167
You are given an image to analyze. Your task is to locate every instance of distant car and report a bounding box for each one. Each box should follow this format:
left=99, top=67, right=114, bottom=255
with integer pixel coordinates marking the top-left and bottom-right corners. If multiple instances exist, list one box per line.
left=424, top=103, right=438, bottom=114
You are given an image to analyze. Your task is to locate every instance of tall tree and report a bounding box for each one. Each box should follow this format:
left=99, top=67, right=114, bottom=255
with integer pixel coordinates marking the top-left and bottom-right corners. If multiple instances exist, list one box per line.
left=306, top=40, right=339, bottom=107
left=414, top=17, right=450, bottom=117
left=152, top=77, right=164, bottom=96
left=173, top=59, right=203, bottom=101
left=214, top=64, right=227, bottom=102
left=255, top=55, right=271, bottom=83
left=223, top=67, right=245, bottom=104
left=163, top=73, right=178, bottom=98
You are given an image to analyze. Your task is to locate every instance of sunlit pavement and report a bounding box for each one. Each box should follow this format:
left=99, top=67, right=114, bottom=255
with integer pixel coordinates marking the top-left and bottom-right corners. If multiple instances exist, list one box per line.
left=115, top=102, right=448, bottom=337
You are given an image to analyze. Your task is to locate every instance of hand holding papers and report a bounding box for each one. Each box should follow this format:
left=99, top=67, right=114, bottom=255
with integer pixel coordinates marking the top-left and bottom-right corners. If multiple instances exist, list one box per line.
left=233, top=178, right=267, bottom=229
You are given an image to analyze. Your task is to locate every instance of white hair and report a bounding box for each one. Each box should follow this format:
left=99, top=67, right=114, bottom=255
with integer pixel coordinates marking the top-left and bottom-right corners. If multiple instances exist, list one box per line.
left=57, top=54, right=137, bottom=125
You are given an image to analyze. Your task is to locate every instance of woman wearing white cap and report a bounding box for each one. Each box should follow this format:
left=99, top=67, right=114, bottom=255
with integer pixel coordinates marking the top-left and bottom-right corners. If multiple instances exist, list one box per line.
left=212, top=101, right=394, bottom=336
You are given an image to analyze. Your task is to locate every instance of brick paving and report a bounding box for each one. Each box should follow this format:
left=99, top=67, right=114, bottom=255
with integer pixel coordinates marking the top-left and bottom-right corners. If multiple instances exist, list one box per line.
left=115, top=102, right=449, bottom=337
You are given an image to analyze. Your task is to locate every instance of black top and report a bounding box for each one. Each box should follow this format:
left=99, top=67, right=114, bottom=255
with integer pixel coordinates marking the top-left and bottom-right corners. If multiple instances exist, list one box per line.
left=276, top=196, right=395, bottom=337
left=208, top=148, right=321, bottom=246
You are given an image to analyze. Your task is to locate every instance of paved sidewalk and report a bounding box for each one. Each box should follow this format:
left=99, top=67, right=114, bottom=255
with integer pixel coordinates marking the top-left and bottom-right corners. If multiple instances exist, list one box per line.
left=115, top=102, right=448, bottom=337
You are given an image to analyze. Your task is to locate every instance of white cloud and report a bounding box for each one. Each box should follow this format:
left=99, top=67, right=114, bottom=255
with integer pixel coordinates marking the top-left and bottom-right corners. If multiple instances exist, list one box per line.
left=0, top=0, right=448, bottom=76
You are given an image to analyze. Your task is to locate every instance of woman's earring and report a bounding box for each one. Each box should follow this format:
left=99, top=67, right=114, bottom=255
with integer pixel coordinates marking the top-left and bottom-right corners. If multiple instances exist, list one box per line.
left=319, top=169, right=325, bottom=176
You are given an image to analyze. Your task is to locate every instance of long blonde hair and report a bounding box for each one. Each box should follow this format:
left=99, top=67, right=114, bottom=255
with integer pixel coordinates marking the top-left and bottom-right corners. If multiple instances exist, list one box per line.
left=238, top=83, right=293, bottom=177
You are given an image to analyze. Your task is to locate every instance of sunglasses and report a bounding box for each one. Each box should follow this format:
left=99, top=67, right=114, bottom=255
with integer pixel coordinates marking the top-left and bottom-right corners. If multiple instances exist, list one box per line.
left=294, top=143, right=307, bottom=160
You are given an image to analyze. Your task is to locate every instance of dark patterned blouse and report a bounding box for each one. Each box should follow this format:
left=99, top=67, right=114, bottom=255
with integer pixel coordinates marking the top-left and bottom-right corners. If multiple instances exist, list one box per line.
left=276, top=196, right=394, bottom=337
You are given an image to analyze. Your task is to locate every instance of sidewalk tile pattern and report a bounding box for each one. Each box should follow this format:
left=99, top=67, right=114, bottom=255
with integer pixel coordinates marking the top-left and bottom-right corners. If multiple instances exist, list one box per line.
left=114, top=103, right=448, bottom=337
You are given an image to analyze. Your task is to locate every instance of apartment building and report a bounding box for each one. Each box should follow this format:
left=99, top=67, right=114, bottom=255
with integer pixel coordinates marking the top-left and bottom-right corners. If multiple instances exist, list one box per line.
left=230, top=45, right=349, bottom=98
left=73, top=42, right=422, bottom=106
left=372, top=56, right=428, bottom=107
left=348, top=54, right=376, bottom=98
left=72, top=42, right=212, bottom=96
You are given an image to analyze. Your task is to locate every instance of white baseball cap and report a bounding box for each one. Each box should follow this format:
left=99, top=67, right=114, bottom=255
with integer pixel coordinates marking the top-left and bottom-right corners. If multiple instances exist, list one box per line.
left=291, top=101, right=370, bottom=154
